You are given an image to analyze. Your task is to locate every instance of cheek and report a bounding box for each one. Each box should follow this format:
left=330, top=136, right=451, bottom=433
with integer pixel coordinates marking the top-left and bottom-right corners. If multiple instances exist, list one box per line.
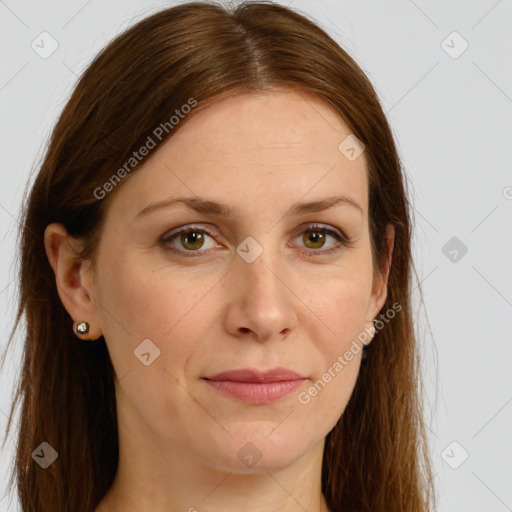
left=307, top=259, right=374, bottom=352
left=93, top=253, right=214, bottom=431
left=95, top=250, right=223, bottom=373
left=299, top=260, right=373, bottom=414
left=297, top=284, right=370, bottom=427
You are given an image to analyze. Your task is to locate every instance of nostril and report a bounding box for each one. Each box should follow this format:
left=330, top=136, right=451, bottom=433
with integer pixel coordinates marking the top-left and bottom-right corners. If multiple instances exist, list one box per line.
left=240, top=327, right=250, bottom=333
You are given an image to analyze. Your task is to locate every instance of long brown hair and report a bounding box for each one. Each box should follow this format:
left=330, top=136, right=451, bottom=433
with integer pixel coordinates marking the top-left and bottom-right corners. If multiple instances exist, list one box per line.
left=1, top=1, right=435, bottom=510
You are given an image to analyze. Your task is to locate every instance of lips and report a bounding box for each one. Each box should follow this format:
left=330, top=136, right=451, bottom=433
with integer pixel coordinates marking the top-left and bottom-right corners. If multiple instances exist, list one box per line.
left=202, top=367, right=307, bottom=404
left=204, top=368, right=305, bottom=383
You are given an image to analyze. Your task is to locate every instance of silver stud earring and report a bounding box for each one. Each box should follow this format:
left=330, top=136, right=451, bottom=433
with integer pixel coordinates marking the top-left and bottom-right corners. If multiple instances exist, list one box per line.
left=76, top=321, right=90, bottom=336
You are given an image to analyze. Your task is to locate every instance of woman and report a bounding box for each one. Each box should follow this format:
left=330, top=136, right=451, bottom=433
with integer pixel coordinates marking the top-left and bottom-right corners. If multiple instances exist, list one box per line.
left=2, top=1, right=435, bottom=510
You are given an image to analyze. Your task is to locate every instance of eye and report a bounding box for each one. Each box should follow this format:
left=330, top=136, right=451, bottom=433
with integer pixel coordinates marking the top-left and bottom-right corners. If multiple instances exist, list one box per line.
left=291, top=224, right=351, bottom=256
left=160, top=223, right=353, bottom=257
left=161, top=224, right=220, bottom=257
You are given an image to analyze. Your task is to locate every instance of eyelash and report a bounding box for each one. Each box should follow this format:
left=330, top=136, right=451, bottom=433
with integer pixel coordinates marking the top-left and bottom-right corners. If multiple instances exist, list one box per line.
left=160, top=223, right=354, bottom=258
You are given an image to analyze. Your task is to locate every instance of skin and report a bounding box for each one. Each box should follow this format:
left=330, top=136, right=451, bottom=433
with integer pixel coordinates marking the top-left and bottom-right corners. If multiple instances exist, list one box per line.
left=44, top=89, right=394, bottom=512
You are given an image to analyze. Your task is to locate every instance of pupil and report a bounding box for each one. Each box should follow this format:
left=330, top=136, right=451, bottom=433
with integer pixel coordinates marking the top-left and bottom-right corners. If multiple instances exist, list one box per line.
left=307, top=231, right=324, bottom=247
left=184, top=232, right=202, bottom=248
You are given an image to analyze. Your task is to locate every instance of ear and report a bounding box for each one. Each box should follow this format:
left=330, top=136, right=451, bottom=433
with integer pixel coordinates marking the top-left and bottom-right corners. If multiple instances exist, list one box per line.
left=43, top=223, right=103, bottom=340
left=364, top=223, right=395, bottom=332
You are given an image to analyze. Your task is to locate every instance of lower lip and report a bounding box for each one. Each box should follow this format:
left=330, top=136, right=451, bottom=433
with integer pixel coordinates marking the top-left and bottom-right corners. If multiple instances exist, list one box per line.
left=203, top=379, right=306, bottom=404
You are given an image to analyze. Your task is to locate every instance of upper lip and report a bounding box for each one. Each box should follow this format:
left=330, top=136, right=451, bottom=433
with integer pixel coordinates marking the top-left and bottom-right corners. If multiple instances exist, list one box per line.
left=203, top=368, right=306, bottom=383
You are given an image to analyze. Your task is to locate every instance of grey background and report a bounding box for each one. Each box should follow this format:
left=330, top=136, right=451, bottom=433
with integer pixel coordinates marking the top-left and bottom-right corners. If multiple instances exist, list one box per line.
left=1, top=0, right=511, bottom=510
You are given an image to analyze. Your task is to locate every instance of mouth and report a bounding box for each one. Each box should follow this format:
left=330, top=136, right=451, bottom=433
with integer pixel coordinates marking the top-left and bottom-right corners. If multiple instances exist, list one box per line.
left=202, top=368, right=307, bottom=404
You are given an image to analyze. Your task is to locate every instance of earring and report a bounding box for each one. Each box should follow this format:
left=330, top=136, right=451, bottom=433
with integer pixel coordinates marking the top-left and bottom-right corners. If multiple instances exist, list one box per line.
left=76, top=321, right=90, bottom=336
left=362, top=319, right=378, bottom=360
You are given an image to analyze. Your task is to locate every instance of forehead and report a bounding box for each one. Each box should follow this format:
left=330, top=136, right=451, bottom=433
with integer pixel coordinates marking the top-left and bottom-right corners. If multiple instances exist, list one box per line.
left=107, top=89, right=369, bottom=221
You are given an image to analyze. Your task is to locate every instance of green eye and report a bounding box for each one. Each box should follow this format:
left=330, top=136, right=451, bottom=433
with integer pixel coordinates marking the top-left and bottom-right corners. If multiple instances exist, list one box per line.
left=302, top=229, right=327, bottom=249
left=161, top=225, right=218, bottom=257
left=179, top=231, right=206, bottom=251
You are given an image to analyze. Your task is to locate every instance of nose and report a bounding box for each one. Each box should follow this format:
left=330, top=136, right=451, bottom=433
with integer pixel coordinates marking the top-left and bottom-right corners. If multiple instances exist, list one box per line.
left=222, top=247, right=299, bottom=343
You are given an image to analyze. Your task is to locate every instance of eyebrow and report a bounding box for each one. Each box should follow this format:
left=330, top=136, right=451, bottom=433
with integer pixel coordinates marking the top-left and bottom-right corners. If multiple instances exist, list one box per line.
left=135, top=194, right=363, bottom=219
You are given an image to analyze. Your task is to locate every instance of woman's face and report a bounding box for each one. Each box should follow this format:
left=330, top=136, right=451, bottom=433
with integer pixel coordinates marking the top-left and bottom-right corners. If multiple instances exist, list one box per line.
left=75, top=89, right=392, bottom=473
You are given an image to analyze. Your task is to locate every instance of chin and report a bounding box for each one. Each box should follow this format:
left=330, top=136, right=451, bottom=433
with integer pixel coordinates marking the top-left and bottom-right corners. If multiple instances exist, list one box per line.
left=205, top=428, right=318, bottom=474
